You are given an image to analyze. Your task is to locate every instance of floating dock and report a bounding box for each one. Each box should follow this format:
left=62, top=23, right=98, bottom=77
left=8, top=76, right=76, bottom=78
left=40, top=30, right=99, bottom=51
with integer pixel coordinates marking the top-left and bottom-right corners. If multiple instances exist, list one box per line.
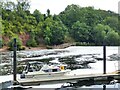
left=18, top=73, right=120, bottom=86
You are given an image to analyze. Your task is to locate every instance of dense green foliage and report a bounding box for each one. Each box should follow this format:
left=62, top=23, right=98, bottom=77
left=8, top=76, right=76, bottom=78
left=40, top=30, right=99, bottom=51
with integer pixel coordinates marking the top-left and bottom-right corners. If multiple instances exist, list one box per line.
left=1, top=1, right=120, bottom=50
left=0, top=39, right=3, bottom=48
left=26, top=38, right=37, bottom=47
left=59, top=5, right=120, bottom=45
left=8, top=36, right=23, bottom=50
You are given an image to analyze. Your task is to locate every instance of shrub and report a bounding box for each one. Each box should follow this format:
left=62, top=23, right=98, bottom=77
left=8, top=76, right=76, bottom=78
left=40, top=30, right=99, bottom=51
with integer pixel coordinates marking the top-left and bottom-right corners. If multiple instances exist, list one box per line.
left=26, top=38, right=37, bottom=47
left=8, top=37, right=23, bottom=51
left=20, top=46, right=26, bottom=50
left=0, top=39, right=3, bottom=48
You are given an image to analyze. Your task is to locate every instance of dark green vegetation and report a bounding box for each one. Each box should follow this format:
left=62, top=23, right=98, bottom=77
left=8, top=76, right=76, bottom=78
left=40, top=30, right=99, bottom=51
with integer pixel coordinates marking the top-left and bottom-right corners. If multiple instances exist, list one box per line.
left=0, top=0, right=120, bottom=50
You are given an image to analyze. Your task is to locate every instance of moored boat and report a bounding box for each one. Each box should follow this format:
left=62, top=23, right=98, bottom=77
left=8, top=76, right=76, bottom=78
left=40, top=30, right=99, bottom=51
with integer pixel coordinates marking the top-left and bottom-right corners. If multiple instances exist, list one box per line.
left=20, top=61, right=71, bottom=79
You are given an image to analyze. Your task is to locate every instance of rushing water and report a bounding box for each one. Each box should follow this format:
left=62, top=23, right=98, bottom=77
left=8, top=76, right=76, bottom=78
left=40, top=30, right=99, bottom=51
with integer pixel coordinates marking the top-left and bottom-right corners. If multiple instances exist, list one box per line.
left=65, top=46, right=118, bottom=57
left=0, top=46, right=119, bottom=89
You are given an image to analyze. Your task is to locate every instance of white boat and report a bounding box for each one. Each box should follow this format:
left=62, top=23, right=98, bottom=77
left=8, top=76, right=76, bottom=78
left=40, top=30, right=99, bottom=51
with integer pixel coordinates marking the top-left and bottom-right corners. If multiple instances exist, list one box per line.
left=20, top=61, right=71, bottom=79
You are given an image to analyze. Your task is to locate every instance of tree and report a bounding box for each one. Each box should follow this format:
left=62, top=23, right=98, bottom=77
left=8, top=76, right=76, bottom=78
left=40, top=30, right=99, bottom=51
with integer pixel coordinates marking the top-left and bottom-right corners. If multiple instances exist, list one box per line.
left=0, top=0, right=4, bottom=10
left=47, top=9, right=51, bottom=17
left=4, top=1, right=16, bottom=11
left=50, top=21, right=67, bottom=45
left=106, top=30, right=120, bottom=45
left=16, top=0, right=30, bottom=19
left=26, top=38, right=37, bottom=47
left=71, top=21, right=89, bottom=42
left=43, top=17, right=67, bottom=45
left=26, top=30, right=38, bottom=47
left=16, top=0, right=30, bottom=11
left=35, top=22, right=44, bottom=44
left=44, top=26, right=51, bottom=45
left=0, top=16, right=2, bottom=33
left=27, top=15, right=37, bottom=25
left=83, top=7, right=99, bottom=26
left=33, top=9, right=44, bottom=23
left=0, top=39, right=3, bottom=48
left=93, top=24, right=106, bottom=45
left=59, top=4, right=82, bottom=28
left=103, top=17, right=118, bottom=32
left=1, top=2, right=119, bottom=47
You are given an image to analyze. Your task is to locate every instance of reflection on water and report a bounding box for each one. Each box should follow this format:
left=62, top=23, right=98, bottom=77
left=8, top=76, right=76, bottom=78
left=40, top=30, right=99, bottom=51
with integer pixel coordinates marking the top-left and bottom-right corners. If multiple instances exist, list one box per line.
left=103, top=85, right=106, bottom=90
left=1, top=80, right=120, bottom=90
left=56, top=79, right=120, bottom=90
left=57, top=84, right=120, bottom=90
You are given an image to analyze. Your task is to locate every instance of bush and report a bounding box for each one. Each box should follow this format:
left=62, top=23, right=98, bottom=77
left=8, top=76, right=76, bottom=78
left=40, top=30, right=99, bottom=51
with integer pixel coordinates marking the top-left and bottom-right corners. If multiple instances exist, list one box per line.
left=20, top=46, right=26, bottom=50
left=8, top=37, right=23, bottom=51
left=26, top=38, right=37, bottom=47
left=0, top=39, right=3, bottom=48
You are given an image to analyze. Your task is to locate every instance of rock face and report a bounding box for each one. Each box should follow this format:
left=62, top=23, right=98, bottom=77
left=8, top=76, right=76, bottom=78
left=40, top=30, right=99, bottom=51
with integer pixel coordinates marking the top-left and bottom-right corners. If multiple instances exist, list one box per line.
left=108, top=54, right=120, bottom=61
left=0, top=51, right=13, bottom=63
left=58, top=55, right=97, bottom=69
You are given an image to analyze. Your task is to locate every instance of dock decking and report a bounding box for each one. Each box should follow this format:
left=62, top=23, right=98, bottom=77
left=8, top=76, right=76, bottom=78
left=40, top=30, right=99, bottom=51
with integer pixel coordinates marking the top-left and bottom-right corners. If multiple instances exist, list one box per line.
left=18, top=73, right=120, bottom=86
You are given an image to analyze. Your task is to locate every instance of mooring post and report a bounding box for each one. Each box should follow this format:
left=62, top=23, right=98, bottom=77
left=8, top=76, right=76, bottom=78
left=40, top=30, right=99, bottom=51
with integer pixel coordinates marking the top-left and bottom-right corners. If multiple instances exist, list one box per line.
left=103, top=45, right=106, bottom=74
left=13, top=38, right=17, bottom=85
left=103, top=84, right=106, bottom=90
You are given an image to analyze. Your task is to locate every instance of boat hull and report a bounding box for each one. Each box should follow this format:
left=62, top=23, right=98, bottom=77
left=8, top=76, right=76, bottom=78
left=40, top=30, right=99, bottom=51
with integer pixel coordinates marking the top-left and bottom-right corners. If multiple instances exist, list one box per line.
left=21, top=70, right=70, bottom=79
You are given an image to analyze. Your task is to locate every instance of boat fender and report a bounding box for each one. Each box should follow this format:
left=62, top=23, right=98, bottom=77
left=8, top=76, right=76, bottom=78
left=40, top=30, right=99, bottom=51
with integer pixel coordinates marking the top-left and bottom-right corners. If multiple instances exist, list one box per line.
left=60, top=66, right=64, bottom=70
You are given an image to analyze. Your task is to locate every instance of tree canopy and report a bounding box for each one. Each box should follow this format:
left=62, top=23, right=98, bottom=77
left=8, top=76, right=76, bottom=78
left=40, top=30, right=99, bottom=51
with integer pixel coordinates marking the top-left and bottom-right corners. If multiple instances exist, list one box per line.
left=1, top=1, right=120, bottom=49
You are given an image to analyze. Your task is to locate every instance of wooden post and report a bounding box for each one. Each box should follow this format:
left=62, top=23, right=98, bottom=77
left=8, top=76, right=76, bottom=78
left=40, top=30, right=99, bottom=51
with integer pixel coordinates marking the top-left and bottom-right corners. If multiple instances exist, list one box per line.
left=103, top=84, right=106, bottom=90
left=103, top=45, right=106, bottom=74
left=13, top=38, right=17, bottom=85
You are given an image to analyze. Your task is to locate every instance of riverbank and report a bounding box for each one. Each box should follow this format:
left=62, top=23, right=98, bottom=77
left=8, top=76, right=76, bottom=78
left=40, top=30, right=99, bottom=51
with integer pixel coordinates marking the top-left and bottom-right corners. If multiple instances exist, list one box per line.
left=0, top=46, right=9, bottom=52
left=0, top=43, right=76, bottom=52
left=0, top=46, right=47, bottom=52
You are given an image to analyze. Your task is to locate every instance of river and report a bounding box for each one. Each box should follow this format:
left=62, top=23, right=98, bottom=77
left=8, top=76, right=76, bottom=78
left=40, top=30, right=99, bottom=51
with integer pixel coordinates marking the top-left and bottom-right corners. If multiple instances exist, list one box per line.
left=0, top=46, right=119, bottom=89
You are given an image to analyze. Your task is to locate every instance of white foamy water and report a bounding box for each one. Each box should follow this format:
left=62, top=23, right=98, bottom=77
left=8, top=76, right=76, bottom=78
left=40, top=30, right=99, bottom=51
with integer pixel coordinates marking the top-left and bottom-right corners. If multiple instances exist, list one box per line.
left=64, top=46, right=118, bottom=58
left=66, top=61, right=118, bottom=76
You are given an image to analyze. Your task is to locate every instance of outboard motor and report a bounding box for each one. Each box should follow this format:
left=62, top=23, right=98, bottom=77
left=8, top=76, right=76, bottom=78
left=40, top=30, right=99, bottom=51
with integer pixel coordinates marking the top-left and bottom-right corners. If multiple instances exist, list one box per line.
left=20, top=74, right=25, bottom=79
left=20, top=71, right=26, bottom=79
